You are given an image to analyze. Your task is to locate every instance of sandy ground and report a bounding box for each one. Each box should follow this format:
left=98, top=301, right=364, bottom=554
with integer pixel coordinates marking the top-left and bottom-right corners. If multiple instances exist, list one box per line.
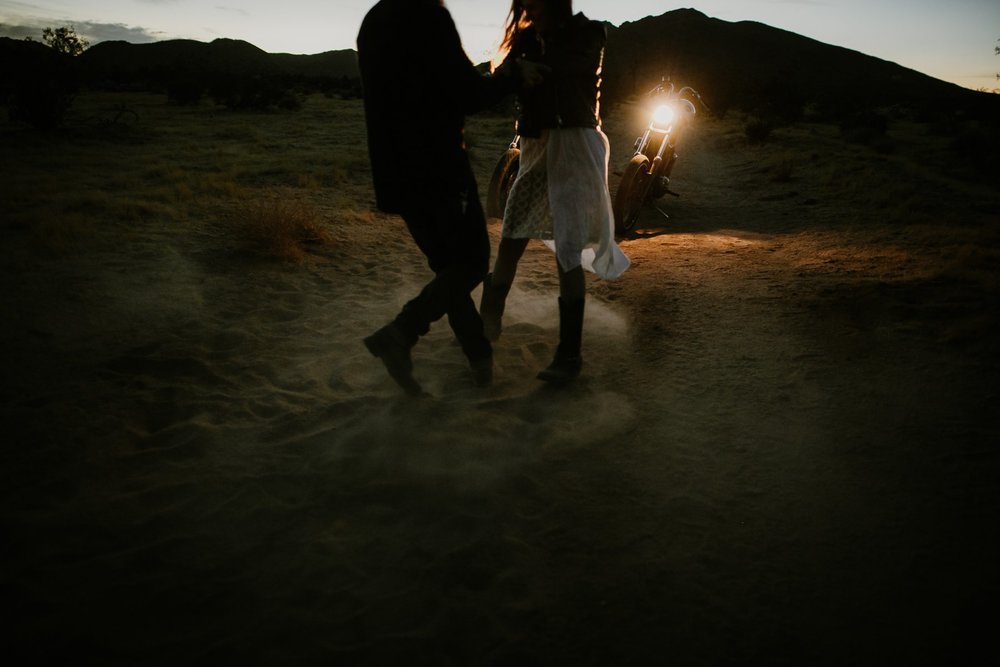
left=2, top=103, right=999, bottom=665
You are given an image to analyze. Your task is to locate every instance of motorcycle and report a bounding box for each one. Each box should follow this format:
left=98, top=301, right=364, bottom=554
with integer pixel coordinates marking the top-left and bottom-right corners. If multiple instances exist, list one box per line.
left=613, top=78, right=708, bottom=234
left=486, top=133, right=520, bottom=220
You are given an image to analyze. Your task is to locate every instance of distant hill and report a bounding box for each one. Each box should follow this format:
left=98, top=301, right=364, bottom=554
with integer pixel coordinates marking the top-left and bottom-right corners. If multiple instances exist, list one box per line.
left=600, top=9, right=995, bottom=118
left=3, top=9, right=996, bottom=119
left=77, top=37, right=359, bottom=83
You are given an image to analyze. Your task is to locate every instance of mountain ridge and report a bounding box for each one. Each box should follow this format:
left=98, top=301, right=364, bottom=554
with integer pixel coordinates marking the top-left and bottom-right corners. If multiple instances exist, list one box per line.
left=599, top=8, right=988, bottom=115
left=2, top=9, right=995, bottom=117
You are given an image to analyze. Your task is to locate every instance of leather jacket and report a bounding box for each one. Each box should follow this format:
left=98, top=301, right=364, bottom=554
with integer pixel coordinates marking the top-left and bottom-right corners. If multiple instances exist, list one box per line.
left=358, top=0, right=520, bottom=214
left=506, top=13, right=606, bottom=138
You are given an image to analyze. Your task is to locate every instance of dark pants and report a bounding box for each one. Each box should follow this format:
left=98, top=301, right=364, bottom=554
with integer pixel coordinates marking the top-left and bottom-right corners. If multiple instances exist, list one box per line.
left=392, top=182, right=492, bottom=362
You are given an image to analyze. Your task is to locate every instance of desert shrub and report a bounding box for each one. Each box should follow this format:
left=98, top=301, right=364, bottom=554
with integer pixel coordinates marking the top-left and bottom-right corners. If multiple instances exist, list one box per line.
left=744, top=116, right=773, bottom=144
left=321, top=82, right=363, bottom=100
left=211, top=76, right=302, bottom=111
left=166, top=79, right=205, bottom=105
left=926, top=116, right=960, bottom=137
left=769, top=158, right=795, bottom=182
left=7, top=49, right=79, bottom=130
left=41, top=26, right=89, bottom=57
left=951, top=125, right=1000, bottom=176
left=840, top=109, right=888, bottom=135
left=326, top=75, right=363, bottom=100
left=840, top=110, right=892, bottom=152
left=276, top=90, right=303, bottom=111
left=703, top=89, right=732, bottom=120
left=754, top=75, right=806, bottom=124
left=230, top=196, right=333, bottom=261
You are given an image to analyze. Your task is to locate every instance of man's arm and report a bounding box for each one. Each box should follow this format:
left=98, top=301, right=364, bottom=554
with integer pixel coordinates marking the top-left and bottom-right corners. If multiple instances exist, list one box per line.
left=426, top=6, right=520, bottom=114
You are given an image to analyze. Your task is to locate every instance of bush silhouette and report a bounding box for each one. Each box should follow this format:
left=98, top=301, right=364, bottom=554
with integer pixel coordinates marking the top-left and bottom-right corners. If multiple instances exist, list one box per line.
left=211, top=76, right=302, bottom=111
left=42, top=26, right=90, bottom=57
left=8, top=48, right=79, bottom=130
left=744, top=116, right=773, bottom=144
left=166, top=78, right=206, bottom=105
left=840, top=110, right=892, bottom=152
left=4, top=26, right=88, bottom=129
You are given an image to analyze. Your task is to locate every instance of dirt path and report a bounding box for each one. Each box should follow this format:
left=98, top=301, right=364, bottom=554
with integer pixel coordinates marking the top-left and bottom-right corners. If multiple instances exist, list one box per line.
left=547, top=111, right=1000, bottom=663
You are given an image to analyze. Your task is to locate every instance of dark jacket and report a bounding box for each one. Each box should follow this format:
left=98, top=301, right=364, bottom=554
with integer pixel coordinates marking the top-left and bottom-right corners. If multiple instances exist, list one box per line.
left=506, top=13, right=606, bottom=138
left=357, top=0, right=519, bottom=214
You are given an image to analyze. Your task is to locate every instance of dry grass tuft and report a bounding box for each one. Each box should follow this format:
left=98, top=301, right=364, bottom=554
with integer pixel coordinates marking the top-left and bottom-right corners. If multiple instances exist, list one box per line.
left=941, top=242, right=1000, bottom=292
left=230, top=196, right=334, bottom=262
left=30, top=213, right=94, bottom=255
left=768, top=158, right=795, bottom=182
left=338, top=208, right=377, bottom=226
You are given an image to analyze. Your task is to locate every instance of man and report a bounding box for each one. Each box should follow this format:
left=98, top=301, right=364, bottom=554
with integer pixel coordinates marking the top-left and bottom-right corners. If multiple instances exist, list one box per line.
left=357, top=0, right=544, bottom=395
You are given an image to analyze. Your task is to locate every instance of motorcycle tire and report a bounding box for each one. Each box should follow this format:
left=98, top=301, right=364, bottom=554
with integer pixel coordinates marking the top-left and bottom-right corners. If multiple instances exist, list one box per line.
left=486, top=148, right=520, bottom=220
left=613, top=154, right=651, bottom=235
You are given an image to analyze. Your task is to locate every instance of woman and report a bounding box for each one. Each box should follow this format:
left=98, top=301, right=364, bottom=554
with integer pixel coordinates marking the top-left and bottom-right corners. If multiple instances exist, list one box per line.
left=481, top=0, right=629, bottom=383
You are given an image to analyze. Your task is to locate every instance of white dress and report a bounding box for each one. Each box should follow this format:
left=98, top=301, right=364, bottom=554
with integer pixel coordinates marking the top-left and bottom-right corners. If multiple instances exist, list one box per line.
left=502, top=127, right=630, bottom=280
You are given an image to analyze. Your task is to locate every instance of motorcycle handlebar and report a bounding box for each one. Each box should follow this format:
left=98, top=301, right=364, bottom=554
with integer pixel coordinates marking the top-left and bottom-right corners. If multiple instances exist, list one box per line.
left=679, top=86, right=711, bottom=114
left=646, top=80, right=711, bottom=115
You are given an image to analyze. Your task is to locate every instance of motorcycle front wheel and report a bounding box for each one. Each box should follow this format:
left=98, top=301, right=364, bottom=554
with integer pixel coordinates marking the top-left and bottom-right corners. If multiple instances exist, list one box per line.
left=613, top=154, right=651, bottom=235
left=486, top=148, right=520, bottom=220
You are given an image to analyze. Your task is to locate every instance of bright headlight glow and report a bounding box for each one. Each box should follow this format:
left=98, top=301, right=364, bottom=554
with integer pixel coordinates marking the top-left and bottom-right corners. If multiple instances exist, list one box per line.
left=652, top=104, right=674, bottom=127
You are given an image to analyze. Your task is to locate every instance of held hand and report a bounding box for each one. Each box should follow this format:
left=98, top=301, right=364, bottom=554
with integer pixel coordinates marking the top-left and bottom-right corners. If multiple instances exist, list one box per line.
left=513, top=59, right=551, bottom=88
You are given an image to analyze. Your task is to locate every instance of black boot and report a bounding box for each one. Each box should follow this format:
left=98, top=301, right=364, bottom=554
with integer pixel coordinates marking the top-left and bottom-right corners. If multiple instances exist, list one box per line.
left=479, top=273, right=511, bottom=342
left=363, top=322, right=422, bottom=396
left=537, top=297, right=584, bottom=384
left=468, top=352, right=493, bottom=387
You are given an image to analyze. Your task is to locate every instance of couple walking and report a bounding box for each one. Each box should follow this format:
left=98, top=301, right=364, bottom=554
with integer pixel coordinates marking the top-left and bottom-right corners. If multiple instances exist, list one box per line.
left=358, top=0, right=629, bottom=396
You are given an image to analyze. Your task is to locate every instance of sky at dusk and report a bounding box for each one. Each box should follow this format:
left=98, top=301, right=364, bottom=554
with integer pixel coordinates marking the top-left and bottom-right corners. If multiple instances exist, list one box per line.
left=1, top=0, right=997, bottom=91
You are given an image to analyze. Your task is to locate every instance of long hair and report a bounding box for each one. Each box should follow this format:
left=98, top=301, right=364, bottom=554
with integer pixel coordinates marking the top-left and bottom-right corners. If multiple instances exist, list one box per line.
left=500, top=0, right=572, bottom=52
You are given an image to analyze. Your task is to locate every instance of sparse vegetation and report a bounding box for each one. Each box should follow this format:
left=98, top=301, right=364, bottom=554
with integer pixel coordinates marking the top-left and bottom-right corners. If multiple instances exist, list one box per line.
left=0, top=92, right=373, bottom=260
left=211, top=76, right=304, bottom=112
left=767, top=156, right=795, bottom=182
left=839, top=109, right=892, bottom=153
left=7, top=59, right=78, bottom=130
left=40, top=26, right=90, bottom=57
left=166, top=79, right=206, bottom=106
left=6, top=27, right=86, bottom=130
left=995, top=38, right=999, bottom=93
left=230, top=195, right=333, bottom=262
left=950, top=124, right=1000, bottom=176
left=744, top=115, right=773, bottom=144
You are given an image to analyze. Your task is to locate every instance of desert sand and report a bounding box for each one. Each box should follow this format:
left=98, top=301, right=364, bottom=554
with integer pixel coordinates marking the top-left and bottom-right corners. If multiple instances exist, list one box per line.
left=2, top=93, right=998, bottom=665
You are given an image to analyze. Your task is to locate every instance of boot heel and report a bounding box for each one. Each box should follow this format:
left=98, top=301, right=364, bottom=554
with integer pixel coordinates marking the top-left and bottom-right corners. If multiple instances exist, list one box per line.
left=537, top=355, right=582, bottom=383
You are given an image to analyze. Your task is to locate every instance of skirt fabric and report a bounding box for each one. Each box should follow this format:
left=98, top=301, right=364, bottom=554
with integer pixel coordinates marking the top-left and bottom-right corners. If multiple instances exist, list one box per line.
left=501, top=127, right=630, bottom=280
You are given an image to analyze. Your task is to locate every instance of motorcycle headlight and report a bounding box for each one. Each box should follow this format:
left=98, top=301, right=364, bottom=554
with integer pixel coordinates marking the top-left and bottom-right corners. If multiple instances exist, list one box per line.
left=652, top=104, right=674, bottom=128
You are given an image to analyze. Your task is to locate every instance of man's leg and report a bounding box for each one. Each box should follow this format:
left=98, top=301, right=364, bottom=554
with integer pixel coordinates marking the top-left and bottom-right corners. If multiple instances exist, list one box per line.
left=444, top=183, right=493, bottom=384
left=363, top=207, right=441, bottom=396
left=401, top=185, right=493, bottom=383
left=367, top=188, right=492, bottom=392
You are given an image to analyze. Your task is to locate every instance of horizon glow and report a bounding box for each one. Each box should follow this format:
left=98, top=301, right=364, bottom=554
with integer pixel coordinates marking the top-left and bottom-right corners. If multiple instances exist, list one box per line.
left=0, top=1, right=997, bottom=91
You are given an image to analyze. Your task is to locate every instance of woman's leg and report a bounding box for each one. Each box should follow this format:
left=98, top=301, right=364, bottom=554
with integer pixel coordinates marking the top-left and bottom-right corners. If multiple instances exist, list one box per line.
left=480, top=237, right=529, bottom=341
left=538, top=260, right=585, bottom=383
left=492, top=237, right=529, bottom=286
left=557, top=262, right=585, bottom=302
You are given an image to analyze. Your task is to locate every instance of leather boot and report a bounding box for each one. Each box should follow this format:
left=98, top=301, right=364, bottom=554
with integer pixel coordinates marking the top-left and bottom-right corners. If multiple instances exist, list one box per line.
left=479, top=273, right=511, bottom=342
left=363, top=322, right=422, bottom=396
left=468, top=352, right=493, bottom=387
left=537, top=297, right=584, bottom=383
